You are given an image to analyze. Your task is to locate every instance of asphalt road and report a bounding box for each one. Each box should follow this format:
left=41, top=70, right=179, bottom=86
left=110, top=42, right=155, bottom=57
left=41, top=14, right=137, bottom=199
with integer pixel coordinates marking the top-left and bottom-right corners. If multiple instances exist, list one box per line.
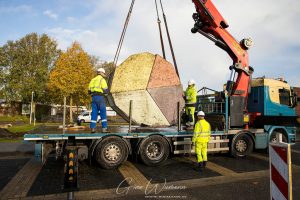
left=0, top=143, right=299, bottom=200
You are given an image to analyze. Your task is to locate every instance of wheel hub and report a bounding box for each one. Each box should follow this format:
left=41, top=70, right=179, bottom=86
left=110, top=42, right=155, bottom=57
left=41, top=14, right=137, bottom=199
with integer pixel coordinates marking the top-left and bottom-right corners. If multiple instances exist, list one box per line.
left=235, top=140, right=247, bottom=152
left=104, top=144, right=120, bottom=161
left=270, top=137, right=277, bottom=143
left=146, top=142, right=161, bottom=159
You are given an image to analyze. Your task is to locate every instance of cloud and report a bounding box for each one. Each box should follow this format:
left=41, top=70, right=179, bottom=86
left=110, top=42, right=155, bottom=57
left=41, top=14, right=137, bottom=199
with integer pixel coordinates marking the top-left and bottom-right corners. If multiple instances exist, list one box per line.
left=43, top=10, right=58, bottom=20
left=67, top=17, right=76, bottom=23
left=0, top=5, right=32, bottom=14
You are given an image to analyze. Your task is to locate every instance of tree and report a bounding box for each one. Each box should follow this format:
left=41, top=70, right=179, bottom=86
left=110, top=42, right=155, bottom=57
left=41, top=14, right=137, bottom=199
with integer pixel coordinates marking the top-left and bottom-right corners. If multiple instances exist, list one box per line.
left=99, top=61, right=115, bottom=80
left=0, top=33, right=60, bottom=103
left=90, top=56, right=115, bottom=84
left=48, top=42, right=95, bottom=122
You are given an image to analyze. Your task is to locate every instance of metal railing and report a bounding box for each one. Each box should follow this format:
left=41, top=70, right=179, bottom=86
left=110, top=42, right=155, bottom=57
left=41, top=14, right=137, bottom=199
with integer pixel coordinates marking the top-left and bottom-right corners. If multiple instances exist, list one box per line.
left=197, top=101, right=226, bottom=114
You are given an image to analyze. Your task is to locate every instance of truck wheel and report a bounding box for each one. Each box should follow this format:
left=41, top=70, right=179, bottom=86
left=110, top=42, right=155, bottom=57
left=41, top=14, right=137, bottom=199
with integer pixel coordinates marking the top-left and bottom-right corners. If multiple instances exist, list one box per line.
left=266, top=132, right=288, bottom=153
left=270, top=132, right=287, bottom=143
left=94, top=136, right=128, bottom=169
left=80, top=119, right=85, bottom=123
left=139, top=135, right=169, bottom=166
left=231, top=133, right=253, bottom=157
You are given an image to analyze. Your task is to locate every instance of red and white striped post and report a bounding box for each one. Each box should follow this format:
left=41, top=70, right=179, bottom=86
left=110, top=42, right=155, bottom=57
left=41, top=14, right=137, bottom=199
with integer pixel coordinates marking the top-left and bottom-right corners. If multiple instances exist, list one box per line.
left=269, top=138, right=293, bottom=200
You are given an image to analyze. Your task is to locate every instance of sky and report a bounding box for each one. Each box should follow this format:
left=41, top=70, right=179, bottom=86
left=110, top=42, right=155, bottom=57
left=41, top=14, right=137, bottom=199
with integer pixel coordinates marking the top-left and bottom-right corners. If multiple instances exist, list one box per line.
left=0, top=0, right=299, bottom=90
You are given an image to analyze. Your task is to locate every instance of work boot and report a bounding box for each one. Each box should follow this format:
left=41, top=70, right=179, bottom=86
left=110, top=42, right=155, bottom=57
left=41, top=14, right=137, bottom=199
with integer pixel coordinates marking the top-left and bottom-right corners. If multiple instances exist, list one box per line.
left=203, top=161, right=207, bottom=169
left=198, top=162, right=203, bottom=172
left=102, top=128, right=110, bottom=133
left=193, top=162, right=203, bottom=172
left=91, top=128, right=96, bottom=133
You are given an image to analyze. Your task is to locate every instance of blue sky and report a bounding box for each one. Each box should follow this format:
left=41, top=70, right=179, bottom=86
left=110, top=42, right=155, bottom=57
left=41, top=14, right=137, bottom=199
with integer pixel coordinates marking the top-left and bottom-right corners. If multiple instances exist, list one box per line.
left=0, top=0, right=299, bottom=89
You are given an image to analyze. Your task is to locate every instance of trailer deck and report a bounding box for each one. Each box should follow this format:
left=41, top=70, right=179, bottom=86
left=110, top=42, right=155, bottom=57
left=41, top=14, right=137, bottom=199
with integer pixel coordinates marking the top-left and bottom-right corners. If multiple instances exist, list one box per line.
left=23, top=129, right=232, bottom=141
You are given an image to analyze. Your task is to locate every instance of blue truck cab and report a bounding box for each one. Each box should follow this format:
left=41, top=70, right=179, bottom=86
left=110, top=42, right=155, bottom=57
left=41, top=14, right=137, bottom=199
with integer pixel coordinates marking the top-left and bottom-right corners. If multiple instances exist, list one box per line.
left=194, top=78, right=297, bottom=157
left=248, top=78, right=297, bottom=144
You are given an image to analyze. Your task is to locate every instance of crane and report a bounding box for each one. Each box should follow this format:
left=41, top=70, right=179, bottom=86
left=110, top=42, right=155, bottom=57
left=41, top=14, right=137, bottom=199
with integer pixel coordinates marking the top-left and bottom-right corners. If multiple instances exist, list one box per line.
left=191, top=0, right=254, bottom=127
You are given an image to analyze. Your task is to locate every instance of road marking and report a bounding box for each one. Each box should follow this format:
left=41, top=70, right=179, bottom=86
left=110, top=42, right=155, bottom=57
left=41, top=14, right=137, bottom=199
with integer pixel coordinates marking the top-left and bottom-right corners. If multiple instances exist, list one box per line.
left=250, top=153, right=269, bottom=162
left=0, top=158, right=43, bottom=199
left=171, top=169, right=270, bottom=189
left=175, top=156, right=237, bottom=176
left=0, top=155, right=33, bottom=160
left=118, top=161, right=150, bottom=188
left=291, top=149, right=300, bottom=154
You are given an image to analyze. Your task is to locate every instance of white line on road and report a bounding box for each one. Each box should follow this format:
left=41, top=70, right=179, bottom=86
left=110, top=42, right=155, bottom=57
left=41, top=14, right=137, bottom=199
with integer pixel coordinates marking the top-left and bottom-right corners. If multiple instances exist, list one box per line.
left=0, top=158, right=43, bottom=199
left=292, top=149, right=300, bottom=154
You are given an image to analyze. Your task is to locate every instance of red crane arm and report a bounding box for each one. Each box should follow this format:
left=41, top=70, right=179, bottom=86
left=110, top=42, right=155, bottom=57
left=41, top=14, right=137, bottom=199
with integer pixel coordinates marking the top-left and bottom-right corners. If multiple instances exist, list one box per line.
left=191, top=0, right=253, bottom=99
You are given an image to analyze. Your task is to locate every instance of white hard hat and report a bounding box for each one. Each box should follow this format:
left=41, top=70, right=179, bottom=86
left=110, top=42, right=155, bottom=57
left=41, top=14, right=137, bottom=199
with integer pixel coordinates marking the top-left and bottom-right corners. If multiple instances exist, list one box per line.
left=97, top=68, right=105, bottom=74
left=197, top=111, right=205, bottom=116
left=188, top=79, right=195, bottom=85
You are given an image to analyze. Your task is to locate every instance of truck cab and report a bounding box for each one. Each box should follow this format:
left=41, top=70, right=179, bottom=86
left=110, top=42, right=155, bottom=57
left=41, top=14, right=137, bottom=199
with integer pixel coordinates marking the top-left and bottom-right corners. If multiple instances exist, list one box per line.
left=195, top=77, right=297, bottom=149
left=248, top=78, right=297, bottom=117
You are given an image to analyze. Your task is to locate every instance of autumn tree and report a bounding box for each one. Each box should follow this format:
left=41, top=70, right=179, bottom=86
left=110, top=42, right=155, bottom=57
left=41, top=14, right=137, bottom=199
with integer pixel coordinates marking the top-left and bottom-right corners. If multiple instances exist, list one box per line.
left=90, top=56, right=115, bottom=86
left=0, top=33, right=60, bottom=103
left=48, top=42, right=94, bottom=122
left=99, top=61, right=115, bottom=80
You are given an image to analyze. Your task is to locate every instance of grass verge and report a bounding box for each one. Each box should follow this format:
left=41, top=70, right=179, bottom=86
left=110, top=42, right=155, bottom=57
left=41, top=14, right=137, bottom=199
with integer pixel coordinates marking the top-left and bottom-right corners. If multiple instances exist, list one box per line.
left=0, top=138, right=23, bottom=142
left=0, top=115, right=29, bottom=123
left=6, top=124, right=36, bottom=133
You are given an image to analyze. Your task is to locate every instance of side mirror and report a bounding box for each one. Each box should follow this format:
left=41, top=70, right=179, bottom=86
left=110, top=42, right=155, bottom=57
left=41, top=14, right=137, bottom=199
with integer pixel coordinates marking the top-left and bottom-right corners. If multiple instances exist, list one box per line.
left=290, top=93, right=298, bottom=108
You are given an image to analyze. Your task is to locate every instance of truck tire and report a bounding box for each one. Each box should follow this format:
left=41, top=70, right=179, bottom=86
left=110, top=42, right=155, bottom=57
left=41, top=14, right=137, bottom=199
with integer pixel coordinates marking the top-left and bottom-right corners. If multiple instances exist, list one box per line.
left=265, top=131, right=288, bottom=153
left=139, top=135, right=169, bottom=166
left=270, top=131, right=287, bottom=143
left=94, top=136, right=128, bottom=169
left=231, top=133, right=253, bottom=157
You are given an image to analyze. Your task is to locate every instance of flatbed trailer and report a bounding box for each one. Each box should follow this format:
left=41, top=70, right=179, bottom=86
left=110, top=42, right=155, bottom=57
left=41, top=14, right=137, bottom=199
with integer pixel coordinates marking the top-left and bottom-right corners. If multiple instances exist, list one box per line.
left=24, top=128, right=230, bottom=168
left=24, top=125, right=295, bottom=168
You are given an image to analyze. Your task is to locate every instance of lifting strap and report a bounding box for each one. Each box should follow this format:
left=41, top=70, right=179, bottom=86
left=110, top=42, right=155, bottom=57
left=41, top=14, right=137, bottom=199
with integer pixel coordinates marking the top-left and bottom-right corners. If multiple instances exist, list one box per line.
left=113, top=0, right=136, bottom=67
left=155, top=0, right=166, bottom=59
left=159, top=0, right=180, bottom=79
left=113, top=0, right=180, bottom=81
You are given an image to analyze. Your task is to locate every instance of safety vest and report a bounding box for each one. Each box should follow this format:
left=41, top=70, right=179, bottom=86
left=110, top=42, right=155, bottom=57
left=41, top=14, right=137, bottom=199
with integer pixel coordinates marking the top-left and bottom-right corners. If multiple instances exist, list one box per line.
left=88, top=75, right=108, bottom=93
left=185, top=85, right=197, bottom=106
left=192, top=119, right=211, bottom=143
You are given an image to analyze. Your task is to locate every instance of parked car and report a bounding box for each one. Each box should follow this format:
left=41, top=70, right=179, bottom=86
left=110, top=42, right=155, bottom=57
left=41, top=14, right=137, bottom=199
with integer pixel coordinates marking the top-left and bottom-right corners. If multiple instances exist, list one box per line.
left=77, top=111, right=101, bottom=124
left=77, top=108, right=117, bottom=125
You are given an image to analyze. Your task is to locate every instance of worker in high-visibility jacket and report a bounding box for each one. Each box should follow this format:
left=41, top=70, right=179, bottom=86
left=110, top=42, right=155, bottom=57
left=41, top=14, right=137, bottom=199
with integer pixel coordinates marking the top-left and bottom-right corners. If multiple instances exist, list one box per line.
left=192, top=111, right=211, bottom=171
left=184, top=79, right=197, bottom=126
left=88, top=68, right=109, bottom=133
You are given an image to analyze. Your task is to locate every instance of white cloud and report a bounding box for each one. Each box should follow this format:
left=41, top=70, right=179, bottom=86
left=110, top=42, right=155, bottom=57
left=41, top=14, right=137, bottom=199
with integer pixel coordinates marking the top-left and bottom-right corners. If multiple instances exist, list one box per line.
left=0, top=5, right=32, bottom=13
left=46, top=0, right=300, bottom=89
left=67, top=17, right=76, bottom=23
left=43, top=10, right=58, bottom=20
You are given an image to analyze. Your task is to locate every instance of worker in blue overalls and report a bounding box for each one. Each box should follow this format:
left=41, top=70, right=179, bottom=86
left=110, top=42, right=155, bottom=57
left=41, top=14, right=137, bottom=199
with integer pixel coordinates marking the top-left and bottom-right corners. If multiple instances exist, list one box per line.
left=88, top=68, right=109, bottom=133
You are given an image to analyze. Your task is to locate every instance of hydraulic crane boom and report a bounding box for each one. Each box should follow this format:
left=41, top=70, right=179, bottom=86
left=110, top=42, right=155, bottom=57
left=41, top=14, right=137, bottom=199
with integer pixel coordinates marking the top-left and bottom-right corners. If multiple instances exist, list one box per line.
left=191, top=0, right=254, bottom=127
